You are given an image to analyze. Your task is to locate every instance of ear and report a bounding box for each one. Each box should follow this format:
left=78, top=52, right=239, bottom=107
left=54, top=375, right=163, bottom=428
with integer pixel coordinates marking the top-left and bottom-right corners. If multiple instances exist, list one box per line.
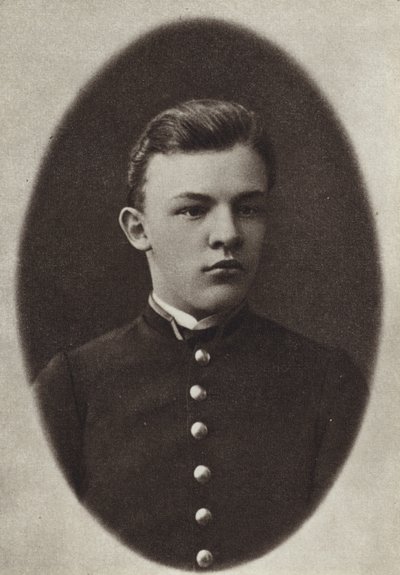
left=119, top=207, right=152, bottom=251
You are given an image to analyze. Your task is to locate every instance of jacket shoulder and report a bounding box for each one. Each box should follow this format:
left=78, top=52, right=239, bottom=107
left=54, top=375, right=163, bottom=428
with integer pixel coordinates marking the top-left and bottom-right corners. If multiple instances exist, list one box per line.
left=71, top=318, right=141, bottom=358
left=34, top=316, right=146, bottom=395
left=246, top=309, right=368, bottom=387
left=68, top=316, right=153, bottom=373
left=246, top=310, right=335, bottom=356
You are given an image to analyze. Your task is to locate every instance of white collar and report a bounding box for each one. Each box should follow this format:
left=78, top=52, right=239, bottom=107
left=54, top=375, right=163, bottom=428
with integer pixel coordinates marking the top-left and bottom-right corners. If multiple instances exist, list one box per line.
left=151, top=292, right=232, bottom=330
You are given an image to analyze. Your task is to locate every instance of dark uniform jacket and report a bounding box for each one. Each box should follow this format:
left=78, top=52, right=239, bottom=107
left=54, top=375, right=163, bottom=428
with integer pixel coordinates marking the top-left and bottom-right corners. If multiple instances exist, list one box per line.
left=35, top=303, right=368, bottom=571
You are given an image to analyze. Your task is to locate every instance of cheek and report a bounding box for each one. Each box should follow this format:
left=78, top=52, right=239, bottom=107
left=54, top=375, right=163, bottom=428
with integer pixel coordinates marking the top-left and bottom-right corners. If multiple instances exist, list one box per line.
left=151, top=230, right=194, bottom=267
left=148, top=223, right=177, bottom=252
left=243, top=224, right=266, bottom=249
left=157, top=225, right=201, bottom=253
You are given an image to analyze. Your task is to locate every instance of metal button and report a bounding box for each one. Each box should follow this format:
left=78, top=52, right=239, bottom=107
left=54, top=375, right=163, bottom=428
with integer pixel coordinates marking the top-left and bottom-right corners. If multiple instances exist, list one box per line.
left=194, top=349, right=211, bottom=365
left=195, top=508, right=212, bottom=526
left=191, top=422, right=208, bottom=439
left=194, top=465, right=211, bottom=484
left=196, top=549, right=214, bottom=568
left=190, top=385, right=207, bottom=401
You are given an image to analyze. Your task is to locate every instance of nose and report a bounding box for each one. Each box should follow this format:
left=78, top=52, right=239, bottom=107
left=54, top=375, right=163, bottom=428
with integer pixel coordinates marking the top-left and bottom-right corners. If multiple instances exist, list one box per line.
left=208, top=207, right=243, bottom=251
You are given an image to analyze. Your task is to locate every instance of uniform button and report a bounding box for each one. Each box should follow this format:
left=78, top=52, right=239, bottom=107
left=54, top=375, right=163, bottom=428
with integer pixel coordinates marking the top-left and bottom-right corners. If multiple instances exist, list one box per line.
left=194, top=465, right=211, bottom=484
left=195, top=508, right=212, bottom=525
left=194, top=349, right=211, bottom=365
left=196, top=549, right=214, bottom=568
left=190, top=385, right=207, bottom=401
left=191, top=422, right=208, bottom=439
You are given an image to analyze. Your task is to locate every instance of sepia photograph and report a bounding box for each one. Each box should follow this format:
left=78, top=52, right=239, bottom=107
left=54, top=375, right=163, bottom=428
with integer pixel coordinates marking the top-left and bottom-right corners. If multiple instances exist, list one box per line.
left=1, top=2, right=399, bottom=574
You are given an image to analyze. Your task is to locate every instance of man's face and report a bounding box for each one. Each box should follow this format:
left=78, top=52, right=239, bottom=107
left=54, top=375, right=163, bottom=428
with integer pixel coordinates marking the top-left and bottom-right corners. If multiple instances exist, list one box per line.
left=138, top=144, right=269, bottom=318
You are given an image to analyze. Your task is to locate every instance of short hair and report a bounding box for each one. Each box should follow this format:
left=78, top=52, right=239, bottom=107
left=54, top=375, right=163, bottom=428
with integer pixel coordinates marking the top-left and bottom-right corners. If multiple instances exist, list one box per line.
left=127, top=99, right=275, bottom=210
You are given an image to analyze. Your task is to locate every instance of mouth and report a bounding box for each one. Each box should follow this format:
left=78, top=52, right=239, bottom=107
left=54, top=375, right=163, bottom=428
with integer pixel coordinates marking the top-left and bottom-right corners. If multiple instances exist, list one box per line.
left=204, top=259, right=244, bottom=272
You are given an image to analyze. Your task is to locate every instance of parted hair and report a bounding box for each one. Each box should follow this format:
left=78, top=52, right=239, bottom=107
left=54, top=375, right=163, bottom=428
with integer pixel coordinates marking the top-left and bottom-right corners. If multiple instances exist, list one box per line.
left=127, top=99, right=275, bottom=210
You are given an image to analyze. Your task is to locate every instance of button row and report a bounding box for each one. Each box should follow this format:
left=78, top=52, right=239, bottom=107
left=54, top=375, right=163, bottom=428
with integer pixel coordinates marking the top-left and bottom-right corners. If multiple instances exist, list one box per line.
left=192, top=350, right=212, bottom=567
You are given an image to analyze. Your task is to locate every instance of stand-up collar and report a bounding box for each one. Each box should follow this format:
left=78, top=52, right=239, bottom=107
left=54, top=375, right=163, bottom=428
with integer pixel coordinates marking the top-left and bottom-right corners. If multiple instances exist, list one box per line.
left=145, top=293, right=248, bottom=343
left=151, top=292, right=232, bottom=331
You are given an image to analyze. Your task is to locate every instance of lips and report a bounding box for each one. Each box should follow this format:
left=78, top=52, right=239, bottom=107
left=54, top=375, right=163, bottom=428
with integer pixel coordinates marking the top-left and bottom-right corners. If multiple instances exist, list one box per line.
left=205, top=259, right=244, bottom=271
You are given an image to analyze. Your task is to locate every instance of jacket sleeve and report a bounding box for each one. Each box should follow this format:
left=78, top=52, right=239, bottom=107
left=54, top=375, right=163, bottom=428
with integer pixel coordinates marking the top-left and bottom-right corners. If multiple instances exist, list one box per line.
left=311, top=350, right=369, bottom=505
left=33, top=352, right=84, bottom=496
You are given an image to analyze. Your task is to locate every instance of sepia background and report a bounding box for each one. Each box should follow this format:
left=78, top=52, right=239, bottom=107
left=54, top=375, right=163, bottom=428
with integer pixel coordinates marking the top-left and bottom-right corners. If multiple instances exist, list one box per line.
left=1, top=1, right=399, bottom=574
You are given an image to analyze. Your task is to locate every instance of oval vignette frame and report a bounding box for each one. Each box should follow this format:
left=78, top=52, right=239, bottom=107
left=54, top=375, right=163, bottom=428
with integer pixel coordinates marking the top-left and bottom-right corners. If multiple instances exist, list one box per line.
left=17, top=18, right=381, bottom=570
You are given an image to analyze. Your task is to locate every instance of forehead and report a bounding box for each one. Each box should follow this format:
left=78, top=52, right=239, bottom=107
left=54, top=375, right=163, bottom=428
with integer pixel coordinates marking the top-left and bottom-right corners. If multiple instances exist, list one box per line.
left=144, top=144, right=269, bottom=201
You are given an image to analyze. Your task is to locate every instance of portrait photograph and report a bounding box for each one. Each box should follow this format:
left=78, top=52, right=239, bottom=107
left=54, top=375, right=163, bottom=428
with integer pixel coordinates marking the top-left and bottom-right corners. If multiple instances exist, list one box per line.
left=1, top=2, right=399, bottom=574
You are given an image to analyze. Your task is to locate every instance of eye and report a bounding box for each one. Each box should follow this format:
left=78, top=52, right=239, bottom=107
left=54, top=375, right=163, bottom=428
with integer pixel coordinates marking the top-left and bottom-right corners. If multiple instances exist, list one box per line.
left=236, top=204, right=262, bottom=217
left=177, top=205, right=207, bottom=219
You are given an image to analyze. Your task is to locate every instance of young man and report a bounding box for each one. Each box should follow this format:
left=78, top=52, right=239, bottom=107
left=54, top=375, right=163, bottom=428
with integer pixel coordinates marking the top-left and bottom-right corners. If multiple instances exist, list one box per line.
left=35, top=100, right=368, bottom=570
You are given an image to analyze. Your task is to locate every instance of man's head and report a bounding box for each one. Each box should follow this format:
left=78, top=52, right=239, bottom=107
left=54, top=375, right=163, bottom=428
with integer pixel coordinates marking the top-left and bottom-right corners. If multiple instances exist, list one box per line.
left=119, top=100, right=274, bottom=318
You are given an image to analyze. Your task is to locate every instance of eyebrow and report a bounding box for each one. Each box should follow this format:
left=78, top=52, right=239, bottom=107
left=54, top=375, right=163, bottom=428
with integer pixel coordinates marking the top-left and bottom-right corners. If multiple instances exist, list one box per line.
left=170, top=190, right=267, bottom=202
